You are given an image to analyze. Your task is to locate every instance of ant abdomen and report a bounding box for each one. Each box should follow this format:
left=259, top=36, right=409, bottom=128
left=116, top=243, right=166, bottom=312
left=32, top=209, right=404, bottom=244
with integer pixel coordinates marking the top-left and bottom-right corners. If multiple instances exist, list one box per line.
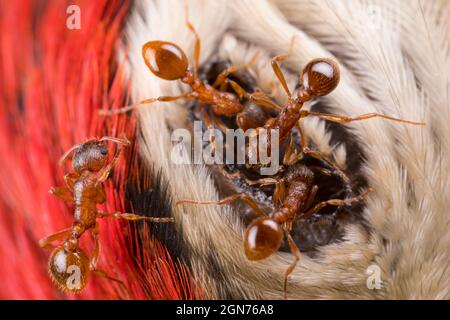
left=48, top=245, right=90, bottom=292
left=142, top=41, right=189, bottom=80
left=244, top=217, right=283, bottom=261
left=299, top=58, right=340, bottom=99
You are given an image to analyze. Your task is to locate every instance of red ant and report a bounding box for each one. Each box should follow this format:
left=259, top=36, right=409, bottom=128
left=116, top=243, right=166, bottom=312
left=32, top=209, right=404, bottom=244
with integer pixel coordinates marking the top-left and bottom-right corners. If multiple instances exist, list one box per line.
left=39, top=136, right=174, bottom=292
left=227, top=39, right=425, bottom=172
left=177, top=163, right=371, bottom=299
left=99, top=10, right=280, bottom=135
left=107, top=22, right=424, bottom=178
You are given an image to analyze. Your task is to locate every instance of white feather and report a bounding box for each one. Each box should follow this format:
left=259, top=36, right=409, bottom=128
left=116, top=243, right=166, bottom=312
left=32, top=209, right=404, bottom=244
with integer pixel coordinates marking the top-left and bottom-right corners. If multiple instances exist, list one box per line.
left=124, top=0, right=450, bottom=299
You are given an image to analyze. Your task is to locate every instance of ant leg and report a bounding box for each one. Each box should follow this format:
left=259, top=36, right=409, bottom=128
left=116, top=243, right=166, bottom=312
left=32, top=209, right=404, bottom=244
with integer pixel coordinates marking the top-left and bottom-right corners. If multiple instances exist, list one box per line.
left=58, top=144, right=81, bottom=165
left=249, top=91, right=282, bottom=112
left=92, top=269, right=126, bottom=287
left=254, top=97, right=282, bottom=114
left=219, top=80, right=230, bottom=92
left=273, top=181, right=286, bottom=209
left=297, top=120, right=329, bottom=162
left=49, top=187, right=73, bottom=202
left=213, top=65, right=238, bottom=88
left=200, top=106, right=219, bottom=154
left=227, top=79, right=282, bottom=112
left=212, top=51, right=260, bottom=88
left=253, top=80, right=278, bottom=99
left=216, top=165, right=279, bottom=187
left=89, top=226, right=131, bottom=296
left=283, top=222, right=301, bottom=300
left=177, top=193, right=267, bottom=216
left=271, top=36, right=296, bottom=98
left=64, top=172, right=78, bottom=190
left=99, top=92, right=195, bottom=116
left=89, top=223, right=102, bottom=269
left=301, top=110, right=425, bottom=126
left=305, top=185, right=318, bottom=210
left=92, top=268, right=132, bottom=299
left=297, top=122, right=354, bottom=220
left=135, top=94, right=193, bottom=106
left=97, top=210, right=175, bottom=223
left=210, top=112, right=230, bottom=133
left=200, top=107, right=215, bottom=132
left=95, top=135, right=134, bottom=184
left=283, top=135, right=302, bottom=166
left=299, top=186, right=339, bottom=225
left=299, top=188, right=372, bottom=220
left=184, top=0, right=201, bottom=76
left=95, top=149, right=123, bottom=184
left=222, top=168, right=279, bottom=186
left=246, top=177, right=278, bottom=186
left=297, top=121, right=352, bottom=188
left=89, top=223, right=128, bottom=294
left=226, top=79, right=247, bottom=100
left=39, top=227, right=72, bottom=249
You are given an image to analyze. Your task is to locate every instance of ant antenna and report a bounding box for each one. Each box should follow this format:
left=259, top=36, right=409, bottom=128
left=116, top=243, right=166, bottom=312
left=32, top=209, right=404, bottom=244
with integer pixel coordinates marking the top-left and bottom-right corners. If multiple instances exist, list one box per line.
left=59, top=144, right=81, bottom=166
left=99, top=135, right=130, bottom=146
left=184, top=0, right=201, bottom=77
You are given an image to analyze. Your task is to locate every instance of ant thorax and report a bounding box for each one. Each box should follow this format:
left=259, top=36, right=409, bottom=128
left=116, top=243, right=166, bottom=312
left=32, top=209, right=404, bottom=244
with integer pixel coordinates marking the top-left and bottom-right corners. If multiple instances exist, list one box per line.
left=183, top=58, right=363, bottom=256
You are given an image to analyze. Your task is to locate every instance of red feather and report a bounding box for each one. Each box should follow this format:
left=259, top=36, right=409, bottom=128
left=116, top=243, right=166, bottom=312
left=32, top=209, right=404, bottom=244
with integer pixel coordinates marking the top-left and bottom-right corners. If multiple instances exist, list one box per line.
left=0, top=0, right=200, bottom=299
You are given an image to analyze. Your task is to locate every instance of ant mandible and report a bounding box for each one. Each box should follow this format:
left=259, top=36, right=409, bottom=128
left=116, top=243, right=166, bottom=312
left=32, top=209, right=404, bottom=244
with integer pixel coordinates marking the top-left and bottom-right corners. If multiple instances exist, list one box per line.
left=177, top=163, right=371, bottom=299
left=39, top=136, right=174, bottom=292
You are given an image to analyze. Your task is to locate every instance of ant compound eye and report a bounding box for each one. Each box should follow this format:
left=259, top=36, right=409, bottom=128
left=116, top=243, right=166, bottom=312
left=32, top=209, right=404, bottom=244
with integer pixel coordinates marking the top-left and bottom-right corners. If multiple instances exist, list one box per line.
left=100, top=146, right=108, bottom=156
left=93, top=142, right=108, bottom=156
left=142, top=41, right=188, bottom=80
left=300, top=58, right=340, bottom=98
left=244, top=217, right=282, bottom=261
left=49, top=246, right=90, bottom=292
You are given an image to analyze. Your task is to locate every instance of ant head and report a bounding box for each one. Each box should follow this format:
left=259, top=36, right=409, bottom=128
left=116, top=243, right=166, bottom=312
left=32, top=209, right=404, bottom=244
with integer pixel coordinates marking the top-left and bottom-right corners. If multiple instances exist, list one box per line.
left=243, top=217, right=283, bottom=261
left=298, top=58, right=340, bottom=100
left=142, top=41, right=188, bottom=80
left=72, top=140, right=108, bottom=173
left=48, top=243, right=90, bottom=292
